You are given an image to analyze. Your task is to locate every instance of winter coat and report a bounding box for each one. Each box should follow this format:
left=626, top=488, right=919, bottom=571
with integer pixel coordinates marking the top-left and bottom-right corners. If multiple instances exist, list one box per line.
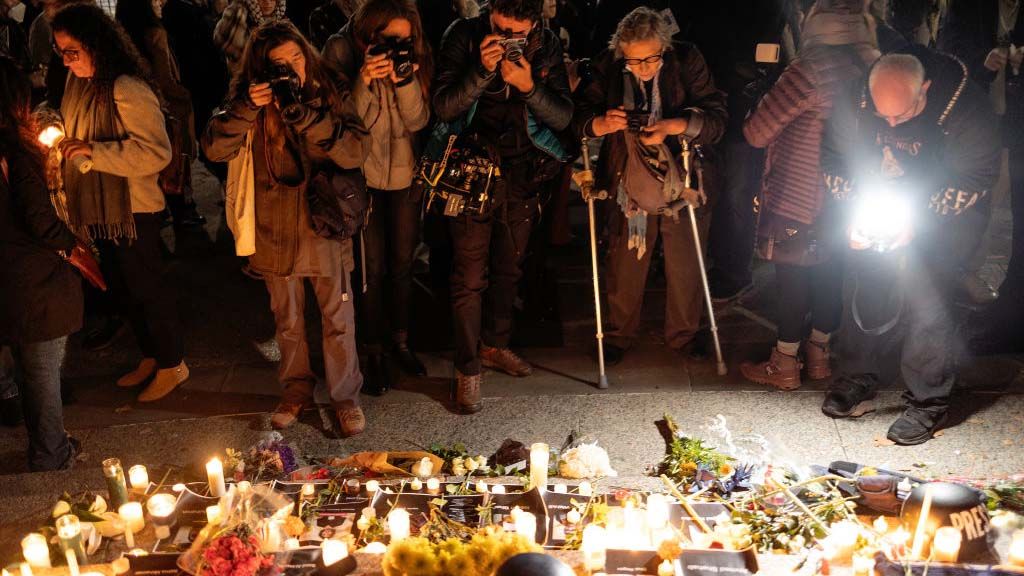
left=0, top=149, right=83, bottom=344
left=141, top=26, right=195, bottom=156
left=573, top=42, right=728, bottom=203
left=744, top=43, right=877, bottom=225
left=938, top=0, right=1024, bottom=86
left=202, top=91, right=368, bottom=277
left=322, top=25, right=429, bottom=191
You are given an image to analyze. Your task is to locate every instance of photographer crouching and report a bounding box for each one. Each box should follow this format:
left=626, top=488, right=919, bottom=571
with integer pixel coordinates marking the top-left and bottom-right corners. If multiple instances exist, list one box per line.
left=822, top=51, right=1000, bottom=445
left=574, top=7, right=726, bottom=366
left=431, top=0, right=572, bottom=413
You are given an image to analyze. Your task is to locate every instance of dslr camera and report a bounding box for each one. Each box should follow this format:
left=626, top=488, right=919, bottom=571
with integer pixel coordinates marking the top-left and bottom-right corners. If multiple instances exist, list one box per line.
left=367, top=36, right=416, bottom=82
left=261, top=63, right=304, bottom=123
left=498, top=37, right=528, bottom=62
left=626, top=110, right=649, bottom=133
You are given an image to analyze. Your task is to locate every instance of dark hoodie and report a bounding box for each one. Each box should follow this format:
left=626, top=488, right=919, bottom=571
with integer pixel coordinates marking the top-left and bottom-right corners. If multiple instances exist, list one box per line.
left=822, top=44, right=1000, bottom=264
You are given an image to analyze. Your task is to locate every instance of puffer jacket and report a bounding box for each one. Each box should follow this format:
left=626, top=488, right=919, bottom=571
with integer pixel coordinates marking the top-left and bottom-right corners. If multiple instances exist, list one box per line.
left=322, top=24, right=430, bottom=191
left=744, top=43, right=877, bottom=225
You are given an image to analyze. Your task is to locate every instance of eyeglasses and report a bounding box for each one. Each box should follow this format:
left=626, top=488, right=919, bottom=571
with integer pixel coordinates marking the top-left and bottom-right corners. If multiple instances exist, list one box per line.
left=53, top=43, right=81, bottom=63
left=623, top=53, right=663, bottom=66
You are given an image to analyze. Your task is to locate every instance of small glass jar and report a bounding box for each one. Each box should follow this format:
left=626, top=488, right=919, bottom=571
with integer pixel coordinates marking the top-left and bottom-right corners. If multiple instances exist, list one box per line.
left=102, top=458, right=129, bottom=509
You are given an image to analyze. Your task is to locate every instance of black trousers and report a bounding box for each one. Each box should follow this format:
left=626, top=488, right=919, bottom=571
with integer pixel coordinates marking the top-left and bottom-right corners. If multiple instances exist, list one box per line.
left=708, top=134, right=764, bottom=296
left=358, top=187, right=423, bottom=353
left=774, top=257, right=844, bottom=343
left=450, top=183, right=538, bottom=376
left=96, top=212, right=184, bottom=368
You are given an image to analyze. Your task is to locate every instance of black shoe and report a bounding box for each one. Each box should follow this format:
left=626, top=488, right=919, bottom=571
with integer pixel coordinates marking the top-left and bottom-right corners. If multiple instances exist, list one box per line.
left=361, top=354, right=391, bottom=396
left=1, top=395, right=22, bottom=427
left=174, top=201, right=207, bottom=227
left=82, top=317, right=125, bottom=351
left=822, top=376, right=878, bottom=418
left=886, top=407, right=948, bottom=446
left=393, top=343, right=427, bottom=377
left=593, top=343, right=625, bottom=367
left=676, top=331, right=709, bottom=361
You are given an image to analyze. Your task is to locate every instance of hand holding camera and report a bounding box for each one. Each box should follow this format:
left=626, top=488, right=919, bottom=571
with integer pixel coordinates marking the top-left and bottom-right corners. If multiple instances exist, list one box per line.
left=248, top=82, right=274, bottom=107
left=361, top=49, right=393, bottom=85
left=501, top=53, right=533, bottom=93
left=480, top=34, right=505, bottom=73
left=365, top=37, right=417, bottom=86
left=591, top=108, right=628, bottom=137
left=251, top=64, right=305, bottom=123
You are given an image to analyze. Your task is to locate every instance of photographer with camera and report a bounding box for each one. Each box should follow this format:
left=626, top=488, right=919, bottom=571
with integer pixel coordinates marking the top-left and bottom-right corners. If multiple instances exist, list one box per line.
left=431, top=0, right=572, bottom=414
left=322, top=0, right=432, bottom=395
left=573, top=7, right=726, bottom=366
left=821, top=51, right=999, bottom=444
left=203, top=21, right=370, bottom=436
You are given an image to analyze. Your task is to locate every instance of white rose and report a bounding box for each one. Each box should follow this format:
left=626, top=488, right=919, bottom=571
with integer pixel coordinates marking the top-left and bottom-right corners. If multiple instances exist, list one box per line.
left=465, top=458, right=479, bottom=472
left=557, top=443, right=617, bottom=479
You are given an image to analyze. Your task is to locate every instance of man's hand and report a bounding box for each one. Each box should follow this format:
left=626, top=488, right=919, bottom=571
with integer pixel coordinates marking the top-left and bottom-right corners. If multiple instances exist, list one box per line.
left=984, top=47, right=1009, bottom=72
left=591, top=108, right=628, bottom=137
left=501, top=56, right=534, bottom=93
left=248, top=82, right=273, bottom=107
left=60, top=139, right=92, bottom=162
left=480, top=34, right=504, bottom=73
left=639, top=118, right=688, bottom=146
left=361, top=49, right=393, bottom=85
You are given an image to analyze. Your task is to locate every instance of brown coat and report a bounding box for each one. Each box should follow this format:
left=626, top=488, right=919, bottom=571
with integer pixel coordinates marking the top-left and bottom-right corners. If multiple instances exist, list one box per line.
left=143, top=26, right=195, bottom=156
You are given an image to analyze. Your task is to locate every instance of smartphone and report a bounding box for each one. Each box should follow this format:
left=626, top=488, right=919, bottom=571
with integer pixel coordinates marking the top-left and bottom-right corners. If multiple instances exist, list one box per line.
left=755, top=43, right=781, bottom=65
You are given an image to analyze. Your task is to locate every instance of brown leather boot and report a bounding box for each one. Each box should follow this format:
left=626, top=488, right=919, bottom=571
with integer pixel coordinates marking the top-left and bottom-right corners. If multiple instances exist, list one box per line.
left=335, top=401, right=365, bottom=437
left=804, top=340, right=832, bottom=381
left=740, top=348, right=802, bottom=391
left=480, top=345, right=532, bottom=377
left=271, top=402, right=306, bottom=430
left=455, top=370, right=482, bottom=414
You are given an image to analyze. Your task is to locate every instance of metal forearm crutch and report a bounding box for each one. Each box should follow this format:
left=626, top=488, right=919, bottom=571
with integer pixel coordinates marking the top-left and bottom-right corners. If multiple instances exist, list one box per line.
left=682, top=139, right=727, bottom=376
left=579, top=137, right=610, bottom=389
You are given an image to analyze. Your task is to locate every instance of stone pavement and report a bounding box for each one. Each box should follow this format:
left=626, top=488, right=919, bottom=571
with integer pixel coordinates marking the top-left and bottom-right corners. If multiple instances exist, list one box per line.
left=1, top=161, right=1023, bottom=563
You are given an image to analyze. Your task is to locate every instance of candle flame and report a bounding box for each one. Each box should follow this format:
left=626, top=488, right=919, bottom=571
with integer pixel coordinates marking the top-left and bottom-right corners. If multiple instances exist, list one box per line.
left=38, top=126, right=64, bottom=148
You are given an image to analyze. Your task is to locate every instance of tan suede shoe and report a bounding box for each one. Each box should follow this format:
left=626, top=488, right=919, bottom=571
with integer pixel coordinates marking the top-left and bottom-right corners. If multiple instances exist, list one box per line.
left=137, top=361, right=190, bottom=402
left=271, top=402, right=306, bottom=430
left=117, top=358, right=157, bottom=387
left=335, top=401, right=366, bottom=437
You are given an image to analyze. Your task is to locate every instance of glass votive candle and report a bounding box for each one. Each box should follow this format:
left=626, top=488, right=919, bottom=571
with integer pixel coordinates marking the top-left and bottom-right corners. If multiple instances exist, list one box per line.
left=344, top=479, right=360, bottom=496
left=55, top=514, right=87, bottom=564
left=365, top=479, right=380, bottom=495
left=102, top=458, right=129, bottom=510
left=146, top=493, right=177, bottom=540
left=206, top=504, right=222, bottom=526
left=932, top=526, right=962, bottom=563
left=426, top=478, right=440, bottom=495
left=21, top=533, right=51, bottom=568
left=128, top=465, right=149, bottom=494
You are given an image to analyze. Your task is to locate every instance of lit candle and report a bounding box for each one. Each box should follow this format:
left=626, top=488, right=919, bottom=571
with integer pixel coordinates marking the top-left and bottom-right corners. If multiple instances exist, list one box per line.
left=362, top=542, right=387, bottom=554
left=623, top=502, right=644, bottom=549
left=873, top=516, right=889, bottom=534
left=475, top=480, right=488, bottom=494
left=55, top=514, right=87, bottom=565
left=119, top=502, right=145, bottom=533
left=412, top=457, right=433, bottom=478
left=102, top=458, right=129, bottom=510
left=553, top=483, right=568, bottom=494
left=852, top=552, right=875, bottom=576
left=426, top=478, right=440, bottom=495
left=147, top=494, right=176, bottom=540
left=581, top=525, right=607, bottom=571
left=65, top=549, right=79, bottom=576
left=38, top=125, right=64, bottom=148
left=128, top=465, right=149, bottom=494
left=1007, top=529, right=1024, bottom=566
left=206, top=504, right=222, bottom=526
left=910, top=485, right=935, bottom=560
left=491, top=484, right=506, bottom=494
left=932, top=526, right=961, bottom=563
left=260, top=520, right=282, bottom=553
left=22, top=533, right=51, bottom=568
left=388, top=508, right=411, bottom=542
left=301, top=483, right=315, bottom=501
left=19, top=563, right=33, bottom=576
left=206, top=458, right=226, bottom=497
left=657, top=559, right=674, bottom=576
left=578, top=481, right=593, bottom=497
left=321, top=539, right=348, bottom=567
left=889, top=527, right=910, bottom=559
left=529, top=443, right=549, bottom=492
left=646, top=494, right=670, bottom=531
left=824, top=521, right=860, bottom=563
left=410, top=478, right=423, bottom=491
left=365, top=479, right=380, bottom=495
left=515, top=511, right=537, bottom=543
left=237, top=481, right=252, bottom=494
left=566, top=509, right=582, bottom=525
left=172, top=483, right=186, bottom=493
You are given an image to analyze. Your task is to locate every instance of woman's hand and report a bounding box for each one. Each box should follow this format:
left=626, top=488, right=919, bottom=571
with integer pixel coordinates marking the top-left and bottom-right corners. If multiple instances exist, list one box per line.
left=639, top=117, right=688, bottom=145
left=591, top=108, right=628, bottom=137
left=248, top=82, right=273, bottom=107
left=361, top=49, right=393, bottom=86
left=60, top=139, right=93, bottom=162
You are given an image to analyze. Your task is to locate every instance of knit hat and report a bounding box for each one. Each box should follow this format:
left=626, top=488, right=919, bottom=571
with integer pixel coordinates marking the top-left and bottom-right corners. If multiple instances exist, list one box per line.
left=813, top=0, right=869, bottom=14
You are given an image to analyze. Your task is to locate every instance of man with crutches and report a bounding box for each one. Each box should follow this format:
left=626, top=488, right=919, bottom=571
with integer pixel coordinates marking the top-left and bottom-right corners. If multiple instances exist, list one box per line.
left=572, top=7, right=727, bottom=369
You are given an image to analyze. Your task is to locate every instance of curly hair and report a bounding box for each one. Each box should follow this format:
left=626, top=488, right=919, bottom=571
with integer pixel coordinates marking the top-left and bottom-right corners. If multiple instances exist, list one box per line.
left=490, top=0, right=542, bottom=22
left=609, top=6, right=672, bottom=58
left=0, top=55, right=43, bottom=165
left=51, top=2, right=161, bottom=99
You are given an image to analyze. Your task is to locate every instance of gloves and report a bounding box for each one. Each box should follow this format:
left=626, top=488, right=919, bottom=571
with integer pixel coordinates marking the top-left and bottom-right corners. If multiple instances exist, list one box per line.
left=67, top=243, right=107, bottom=291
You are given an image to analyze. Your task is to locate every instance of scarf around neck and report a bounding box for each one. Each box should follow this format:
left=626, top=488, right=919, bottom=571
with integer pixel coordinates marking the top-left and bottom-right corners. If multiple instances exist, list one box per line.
left=61, top=75, right=136, bottom=240
left=243, top=0, right=287, bottom=27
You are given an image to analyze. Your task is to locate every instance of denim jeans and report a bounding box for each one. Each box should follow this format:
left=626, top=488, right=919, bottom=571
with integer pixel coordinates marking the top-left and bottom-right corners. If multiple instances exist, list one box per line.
left=11, top=337, right=73, bottom=471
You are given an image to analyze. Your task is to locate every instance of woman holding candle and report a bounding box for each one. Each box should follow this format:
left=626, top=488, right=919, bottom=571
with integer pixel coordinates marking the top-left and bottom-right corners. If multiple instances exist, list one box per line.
left=52, top=3, right=189, bottom=402
left=0, top=55, right=86, bottom=472
left=202, top=21, right=369, bottom=436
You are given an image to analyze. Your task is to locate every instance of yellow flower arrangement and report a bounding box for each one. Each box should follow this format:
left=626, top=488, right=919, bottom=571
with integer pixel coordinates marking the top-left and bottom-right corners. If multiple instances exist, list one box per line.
left=381, top=528, right=540, bottom=576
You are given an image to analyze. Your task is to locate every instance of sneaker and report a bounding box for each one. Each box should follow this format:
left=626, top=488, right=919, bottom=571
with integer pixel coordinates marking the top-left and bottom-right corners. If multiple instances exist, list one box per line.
left=455, top=370, right=482, bottom=414
left=117, top=358, right=158, bottom=388
left=271, top=401, right=306, bottom=430
left=886, top=407, right=948, bottom=445
left=821, top=375, right=878, bottom=418
left=82, top=317, right=126, bottom=351
left=393, top=343, right=427, bottom=377
left=137, top=361, right=190, bottom=402
left=335, top=401, right=366, bottom=437
left=480, top=345, right=532, bottom=377
left=804, top=340, right=832, bottom=380
left=740, top=348, right=801, bottom=390
left=1, top=395, right=22, bottom=427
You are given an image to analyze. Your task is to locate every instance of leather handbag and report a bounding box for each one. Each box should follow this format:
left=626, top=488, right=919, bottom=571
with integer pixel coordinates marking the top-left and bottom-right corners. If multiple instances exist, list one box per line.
left=306, top=166, right=368, bottom=241
left=754, top=208, right=829, bottom=267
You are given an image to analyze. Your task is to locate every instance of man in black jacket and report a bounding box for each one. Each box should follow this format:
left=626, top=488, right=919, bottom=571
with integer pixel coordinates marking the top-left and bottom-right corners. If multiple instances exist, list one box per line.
left=823, top=50, right=1000, bottom=445
left=939, top=0, right=1024, bottom=354
left=432, top=0, right=572, bottom=413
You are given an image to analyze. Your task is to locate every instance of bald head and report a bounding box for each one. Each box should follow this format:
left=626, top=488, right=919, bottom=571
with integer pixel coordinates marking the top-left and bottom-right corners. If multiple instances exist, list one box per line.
left=869, top=54, right=929, bottom=126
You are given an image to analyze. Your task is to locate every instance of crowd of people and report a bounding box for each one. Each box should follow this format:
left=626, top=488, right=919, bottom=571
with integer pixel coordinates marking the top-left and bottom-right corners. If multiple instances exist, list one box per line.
left=0, top=0, right=1021, bottom=471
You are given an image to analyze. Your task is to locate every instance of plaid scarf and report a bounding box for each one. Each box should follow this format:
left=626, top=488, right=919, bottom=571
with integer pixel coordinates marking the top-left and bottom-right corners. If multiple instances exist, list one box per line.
left=213, top=0, right=287, bottom=72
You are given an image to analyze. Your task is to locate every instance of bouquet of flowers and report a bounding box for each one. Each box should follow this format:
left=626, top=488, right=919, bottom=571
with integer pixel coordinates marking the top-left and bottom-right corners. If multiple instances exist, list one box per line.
left=381, top=528, right=540, bottom=576
left=200, top=529, right=277, bottom=576
left=223, top=433, right=303, bottom=482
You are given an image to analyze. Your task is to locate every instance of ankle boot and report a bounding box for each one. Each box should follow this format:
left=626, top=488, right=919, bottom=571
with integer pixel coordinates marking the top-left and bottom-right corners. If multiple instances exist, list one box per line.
left=455, top=370, right=482, bottom=414
left=138, top=361, right=190, bottom=402
left=804, top=340, right=832, bottom=380
left=740, top=348, right=802, bottom=391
